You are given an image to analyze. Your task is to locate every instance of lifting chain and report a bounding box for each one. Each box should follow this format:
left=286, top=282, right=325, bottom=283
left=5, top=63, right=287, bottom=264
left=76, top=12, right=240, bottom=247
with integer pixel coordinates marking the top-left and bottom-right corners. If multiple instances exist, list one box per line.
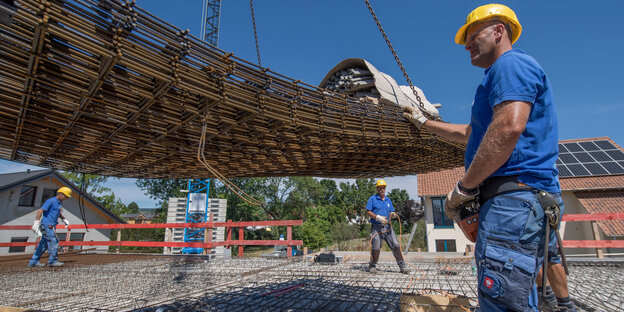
left=250, top=0, right=262, bottom=67
left=363, top=0, right=435, bottom=119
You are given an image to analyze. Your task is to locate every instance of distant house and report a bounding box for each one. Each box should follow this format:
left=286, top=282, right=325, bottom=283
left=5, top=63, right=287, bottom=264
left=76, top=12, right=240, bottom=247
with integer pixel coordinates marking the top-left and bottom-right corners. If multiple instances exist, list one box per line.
left=121, top=211, right=156, bottom=224
left=0, top=169, right=125, bottom=254
left=418, top=137, right=624, bottom=256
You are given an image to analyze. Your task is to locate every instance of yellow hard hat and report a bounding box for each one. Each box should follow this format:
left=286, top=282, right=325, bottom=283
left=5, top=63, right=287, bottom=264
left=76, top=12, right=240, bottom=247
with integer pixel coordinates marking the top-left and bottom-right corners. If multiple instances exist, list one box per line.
left=375, top=180, right=387, bottom=188
left=455, top=3, right=522, bottom=45
left=265, top=227, right=271, bottom=232
left=57, top=186, right=73, bottom=198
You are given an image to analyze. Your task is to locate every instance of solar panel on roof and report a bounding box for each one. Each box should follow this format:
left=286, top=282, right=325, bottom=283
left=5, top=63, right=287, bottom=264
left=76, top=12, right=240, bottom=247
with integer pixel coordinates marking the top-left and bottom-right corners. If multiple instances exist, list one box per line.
left=601, top=162, right=624, bottom=174
left=578, top=141, right=600, bottom=151
left=589, top=151, right=611, bottom=162
left=559, top=153, right=578, bottom=164
left=564, top=142, right=584, bottom=152
left=573, top=152, right=595, bottom=163
left=595, top=140, right=616, bottom=150
left=567, top=164, right=590, bottom=176
left=606, top=150, right=624, bottom=161
left=557, top=165, right=572, bottom=177
left=584, top=163, right=609, bottom=175
left=556, top=139, right=624, bottom=177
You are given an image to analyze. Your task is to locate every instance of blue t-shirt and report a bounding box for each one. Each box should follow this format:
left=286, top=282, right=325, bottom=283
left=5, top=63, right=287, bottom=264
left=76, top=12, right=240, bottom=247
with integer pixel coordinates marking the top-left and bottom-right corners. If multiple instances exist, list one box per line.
left=41, top=197, right=62, bottom=226
left=366, top=194, right=394, bottom=224
left=465, top=49, right=560, bottom=193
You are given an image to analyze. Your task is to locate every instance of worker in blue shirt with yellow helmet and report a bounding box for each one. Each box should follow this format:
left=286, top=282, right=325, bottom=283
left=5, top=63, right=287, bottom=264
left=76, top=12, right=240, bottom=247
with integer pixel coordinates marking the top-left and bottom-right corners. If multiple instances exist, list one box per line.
left=28, top=187, right=72, bottom=268
left=365, top=180, right=409, bottom=274
left=403, top=3, right=576, bottom=311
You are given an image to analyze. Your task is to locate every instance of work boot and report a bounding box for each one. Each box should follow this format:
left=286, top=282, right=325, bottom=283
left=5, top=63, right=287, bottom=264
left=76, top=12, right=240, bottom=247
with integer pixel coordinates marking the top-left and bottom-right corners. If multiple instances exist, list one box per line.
left=367, top=265, right=378, bottom=273
left=47, top=261, right=64, bottom=267
left=399, top=266, right=411, bottom=274
left=556, top=297, right=578, bottom=312
left=537, top=285, right=558, bottom=311
left=369, top=249, right=380, bottom=265
left=28, top=262, right=45, bottom=268
left=556, top=302, right=578, bottom=312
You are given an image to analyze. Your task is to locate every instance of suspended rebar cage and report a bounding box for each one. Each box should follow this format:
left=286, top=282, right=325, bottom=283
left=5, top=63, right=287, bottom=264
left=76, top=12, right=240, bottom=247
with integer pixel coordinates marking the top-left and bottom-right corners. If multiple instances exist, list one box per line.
left=0, top=0, right=464, bottom=179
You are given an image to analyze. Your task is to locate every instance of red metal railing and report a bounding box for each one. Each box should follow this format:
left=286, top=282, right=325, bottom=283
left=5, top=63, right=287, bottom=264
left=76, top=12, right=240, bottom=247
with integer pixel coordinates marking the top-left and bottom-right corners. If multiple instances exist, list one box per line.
left=560, top=213, right=624, bottom=253
left=0, top=219, right=303, bottom=258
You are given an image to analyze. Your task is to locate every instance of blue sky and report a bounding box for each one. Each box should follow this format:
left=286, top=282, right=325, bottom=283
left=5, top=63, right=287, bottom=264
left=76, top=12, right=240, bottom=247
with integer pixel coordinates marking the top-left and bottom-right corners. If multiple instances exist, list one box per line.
left=2, top=1, right=623, bottom=207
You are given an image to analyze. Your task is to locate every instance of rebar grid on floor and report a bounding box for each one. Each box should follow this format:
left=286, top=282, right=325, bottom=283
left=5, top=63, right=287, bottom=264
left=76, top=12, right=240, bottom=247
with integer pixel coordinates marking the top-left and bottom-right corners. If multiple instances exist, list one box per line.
left=1, top=256, right=620, bottom=311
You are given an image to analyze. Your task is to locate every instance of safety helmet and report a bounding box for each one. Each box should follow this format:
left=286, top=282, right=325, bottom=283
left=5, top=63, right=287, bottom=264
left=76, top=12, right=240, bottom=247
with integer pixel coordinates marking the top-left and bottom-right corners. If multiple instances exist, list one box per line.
left=455, top=3, right=522, bottom=45
left=375, top=180, right=387, bottom=188
left=57, top=186, right=73, bottom=198
left=265, top=227, right=271, bottom=232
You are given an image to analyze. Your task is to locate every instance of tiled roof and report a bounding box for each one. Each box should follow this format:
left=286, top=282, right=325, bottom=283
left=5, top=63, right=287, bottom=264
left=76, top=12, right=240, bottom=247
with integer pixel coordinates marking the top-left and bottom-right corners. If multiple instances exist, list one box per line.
left=417, top=166, right=463, bottom=197
left=575, top=191, right=624, bottom=237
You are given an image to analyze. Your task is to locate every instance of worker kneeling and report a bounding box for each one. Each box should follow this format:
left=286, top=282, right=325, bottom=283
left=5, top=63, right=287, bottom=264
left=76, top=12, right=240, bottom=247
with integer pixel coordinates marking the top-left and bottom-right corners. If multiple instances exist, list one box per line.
left=365, top=180, right=410, bottom=274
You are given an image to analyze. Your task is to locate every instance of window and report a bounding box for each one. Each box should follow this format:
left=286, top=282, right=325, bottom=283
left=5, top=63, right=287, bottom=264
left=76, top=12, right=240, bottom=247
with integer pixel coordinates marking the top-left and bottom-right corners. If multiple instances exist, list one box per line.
left=432, top=197, right=453, bottom=228
left=57, top=232, right=85, bottom=251
left=9, top=237, right=28, bottom=253
left=435, top=239, right=457, bottom=252
left=18, top=185, right=37, bottom=206
left=40, top=188, right=57, bottom=206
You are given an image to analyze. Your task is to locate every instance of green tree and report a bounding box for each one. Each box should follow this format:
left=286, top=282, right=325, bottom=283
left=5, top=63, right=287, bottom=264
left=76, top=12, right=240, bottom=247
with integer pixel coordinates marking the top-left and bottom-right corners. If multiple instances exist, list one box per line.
left=60, top=172, right=110, bottom=196
left=127, top=202, right=140, bottom=213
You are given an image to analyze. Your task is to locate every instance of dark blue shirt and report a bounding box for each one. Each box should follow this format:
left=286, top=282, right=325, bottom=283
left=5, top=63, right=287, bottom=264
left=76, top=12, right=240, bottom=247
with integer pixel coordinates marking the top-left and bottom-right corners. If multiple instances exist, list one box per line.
left=41, top=197, right=62, bottom=226
left=465, top=49, right=560, bottom=193
left=366, top=194, right=394, bottom=224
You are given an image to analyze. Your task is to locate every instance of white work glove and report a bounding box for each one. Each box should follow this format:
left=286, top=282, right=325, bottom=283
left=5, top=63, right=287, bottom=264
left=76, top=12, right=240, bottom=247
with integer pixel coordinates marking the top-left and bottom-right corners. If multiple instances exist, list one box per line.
left=445, top=181, right=479, bottom=221
left=389, top=212, right=398, bottom=219
left=375, top=215, right=389, bottom=225
left=32, top=220, right=42, bottom=237
left=402, top=105, right=429, bottom=129
left=62, top=218, right=70, bottom=228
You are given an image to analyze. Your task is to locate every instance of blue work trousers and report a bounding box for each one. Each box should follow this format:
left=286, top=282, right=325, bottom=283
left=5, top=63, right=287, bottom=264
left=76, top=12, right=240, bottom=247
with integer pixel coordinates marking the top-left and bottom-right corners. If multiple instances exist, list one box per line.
left=29, top=224, right=60, bottom=265
left=475, top=190, right=561, bottom=312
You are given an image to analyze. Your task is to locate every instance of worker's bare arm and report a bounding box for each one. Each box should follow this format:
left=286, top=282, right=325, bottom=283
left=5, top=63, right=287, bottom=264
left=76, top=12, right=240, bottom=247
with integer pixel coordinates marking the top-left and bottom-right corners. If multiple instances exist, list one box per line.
left=421, top=120, right=471, bottom=144
left=461, top=100, right=531, bottom=189
left=35, top=209, right=43, bottom=221
left=365, top=210, right=376, bottom=219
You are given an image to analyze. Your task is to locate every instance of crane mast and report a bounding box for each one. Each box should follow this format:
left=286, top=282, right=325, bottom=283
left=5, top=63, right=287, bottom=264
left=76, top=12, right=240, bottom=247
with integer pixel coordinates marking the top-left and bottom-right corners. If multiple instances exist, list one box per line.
left=200, top=0, right=221, bottom=47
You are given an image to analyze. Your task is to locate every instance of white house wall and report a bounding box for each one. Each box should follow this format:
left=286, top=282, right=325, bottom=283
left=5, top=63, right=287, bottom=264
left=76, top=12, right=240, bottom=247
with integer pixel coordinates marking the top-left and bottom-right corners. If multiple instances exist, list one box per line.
left=0, top=177, right=112, bottom=254
left=424, top=197, right=473, bottom=253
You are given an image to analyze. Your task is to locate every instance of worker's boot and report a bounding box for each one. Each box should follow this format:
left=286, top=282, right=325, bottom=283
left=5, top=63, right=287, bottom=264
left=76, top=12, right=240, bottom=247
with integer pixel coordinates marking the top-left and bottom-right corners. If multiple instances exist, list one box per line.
left=367, top=249, right=380, bottom=273
left=556, top=297, right=578, bottom=312
left=392, top=247, right=408, bottom=273
left=537, top=285, right=558, bottom=311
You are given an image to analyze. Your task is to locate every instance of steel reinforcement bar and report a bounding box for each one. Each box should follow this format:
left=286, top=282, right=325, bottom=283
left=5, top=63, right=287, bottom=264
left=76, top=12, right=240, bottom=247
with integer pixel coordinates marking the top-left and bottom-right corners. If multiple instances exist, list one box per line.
left=0, top=0, right=465, bottom=179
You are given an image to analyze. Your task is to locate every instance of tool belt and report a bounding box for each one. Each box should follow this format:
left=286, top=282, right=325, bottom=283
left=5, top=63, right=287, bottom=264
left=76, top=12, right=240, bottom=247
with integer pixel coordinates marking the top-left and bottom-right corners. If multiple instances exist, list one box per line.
left=478, top=175, right=533, bottom=205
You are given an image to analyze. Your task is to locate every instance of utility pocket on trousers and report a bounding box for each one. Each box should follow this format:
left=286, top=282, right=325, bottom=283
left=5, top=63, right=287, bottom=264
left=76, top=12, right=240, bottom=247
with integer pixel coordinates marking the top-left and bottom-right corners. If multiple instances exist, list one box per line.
left=479, top=238, right=537, bottom=311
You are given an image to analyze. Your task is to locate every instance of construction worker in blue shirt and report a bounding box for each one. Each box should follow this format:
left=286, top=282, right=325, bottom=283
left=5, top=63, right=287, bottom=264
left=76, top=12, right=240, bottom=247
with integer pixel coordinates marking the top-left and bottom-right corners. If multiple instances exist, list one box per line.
left=403, top=4, right=575, bottom=311
left=365, top=180, right=409, bottom=274
left=28, top=187, right=72, bottom=268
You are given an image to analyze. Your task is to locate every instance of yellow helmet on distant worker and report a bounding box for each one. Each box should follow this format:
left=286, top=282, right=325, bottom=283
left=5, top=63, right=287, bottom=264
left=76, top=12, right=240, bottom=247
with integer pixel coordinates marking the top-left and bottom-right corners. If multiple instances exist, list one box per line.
left=375, top=180, right=387, bottom=188
left=455, top=3, right=522, bottom=45
left=265, top=227, right=272, bottom=232
left=57, top=186, right=73, bottom=198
